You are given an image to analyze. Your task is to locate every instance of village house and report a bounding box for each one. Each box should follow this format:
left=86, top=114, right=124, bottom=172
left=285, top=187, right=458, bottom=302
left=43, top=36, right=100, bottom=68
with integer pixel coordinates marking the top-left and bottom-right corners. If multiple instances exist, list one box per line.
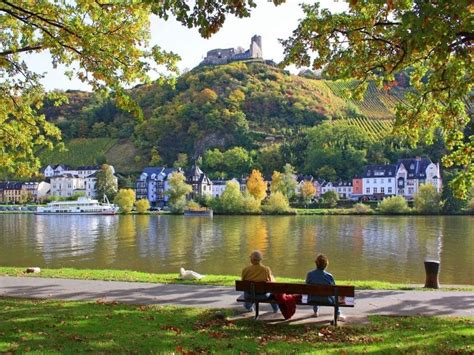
left=41, top=164, right=69, bottom=178
left=22, top=181, right=50, bottom=202
left=50, top=173, right=86, bottom=198
left=361, top=157, right=441, bottom=200
left=0, top=182, right=26, bottom=203
left=186, top=164, right=213, bottom=199
left=362, top=164, right=397, bottom=198
left=352, top=177, right=363, bottom=199
left=321, top=181, right=353, bottom=199
left=135, top=167, right=182, bottom=207
left=396, top=157, right=441, bottom=198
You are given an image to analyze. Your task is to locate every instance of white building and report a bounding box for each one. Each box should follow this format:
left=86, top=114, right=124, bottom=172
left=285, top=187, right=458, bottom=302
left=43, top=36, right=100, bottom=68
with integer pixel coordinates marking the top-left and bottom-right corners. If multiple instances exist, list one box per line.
left=362, top=165, right=397, bottom=197
left=321, top=181, right=353, bottom=199
left=50, top=174, right=86, bottom=198
left=85, top=173, right=99, bottom=198
left=136, top=167, right=181, bottom=207
left=22, top=181, right=50, bottom=202
left=396, top=158, right=441, bottom=198
left=41, top=164, right=69, bottom=178
left=362, top=157, right=442, bottom=199
left=64, top=165, right=102, bottom=178
left=49, top=165, right=117, bottom=199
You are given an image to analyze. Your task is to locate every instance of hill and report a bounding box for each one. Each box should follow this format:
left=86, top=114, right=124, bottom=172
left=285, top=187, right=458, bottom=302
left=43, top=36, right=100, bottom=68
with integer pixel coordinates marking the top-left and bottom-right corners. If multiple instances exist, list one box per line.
left=41, top=62, right=407, bottom=173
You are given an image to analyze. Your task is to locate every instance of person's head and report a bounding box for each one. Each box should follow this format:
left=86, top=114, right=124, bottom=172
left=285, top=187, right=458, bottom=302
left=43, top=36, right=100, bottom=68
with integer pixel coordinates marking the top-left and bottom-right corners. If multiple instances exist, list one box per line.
left=250, top=250, right=263, bottom=265
left=315, top=254, right=328, bottom=270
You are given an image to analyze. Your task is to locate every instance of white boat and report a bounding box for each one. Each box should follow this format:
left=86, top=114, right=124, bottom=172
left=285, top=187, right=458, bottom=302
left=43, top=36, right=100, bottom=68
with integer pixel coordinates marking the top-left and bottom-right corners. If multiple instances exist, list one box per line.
left=36, top=196, right=119, bottom=215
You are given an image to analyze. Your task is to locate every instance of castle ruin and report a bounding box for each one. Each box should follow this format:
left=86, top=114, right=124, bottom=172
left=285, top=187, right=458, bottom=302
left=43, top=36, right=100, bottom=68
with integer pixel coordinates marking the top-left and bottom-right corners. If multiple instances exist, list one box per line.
left=201, top=35, right=263, bottom=66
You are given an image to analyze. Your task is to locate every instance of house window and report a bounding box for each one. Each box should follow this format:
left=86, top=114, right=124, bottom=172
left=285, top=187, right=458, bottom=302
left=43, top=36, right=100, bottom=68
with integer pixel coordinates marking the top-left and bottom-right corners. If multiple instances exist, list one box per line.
left=381, top=187, right=384, bottom=193
left=366, top=188, right=370, bottom=194
left=373, top=188, right=377, bottom=193
left=388, top=178, right=391, bottom=183
left=408, top=187, right=414, bottom=194
left=373, top=179, right=376, bottom=183
left=388, top=187, right=392, bottom=193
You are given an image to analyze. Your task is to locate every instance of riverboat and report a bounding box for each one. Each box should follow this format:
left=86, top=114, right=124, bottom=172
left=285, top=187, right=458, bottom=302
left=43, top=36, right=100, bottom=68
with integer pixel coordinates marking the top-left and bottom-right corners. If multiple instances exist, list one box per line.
left=36, top=196, right=119, bottom=215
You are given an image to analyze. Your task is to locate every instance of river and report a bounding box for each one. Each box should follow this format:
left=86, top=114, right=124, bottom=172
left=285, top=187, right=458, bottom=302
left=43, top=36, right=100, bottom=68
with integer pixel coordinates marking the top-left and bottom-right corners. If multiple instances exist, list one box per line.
left=0, top=214, right=472, bottom=285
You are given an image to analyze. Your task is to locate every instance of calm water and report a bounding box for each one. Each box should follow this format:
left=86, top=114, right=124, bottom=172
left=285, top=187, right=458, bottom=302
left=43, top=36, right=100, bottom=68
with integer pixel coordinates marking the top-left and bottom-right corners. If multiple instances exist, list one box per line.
left=0, top=215, right=472, bottom=285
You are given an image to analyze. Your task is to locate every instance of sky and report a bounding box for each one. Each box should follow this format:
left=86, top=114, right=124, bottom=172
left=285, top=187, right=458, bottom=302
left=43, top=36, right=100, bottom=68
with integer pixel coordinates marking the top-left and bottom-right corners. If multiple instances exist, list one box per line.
left=25, top=0, right=348, bottom=91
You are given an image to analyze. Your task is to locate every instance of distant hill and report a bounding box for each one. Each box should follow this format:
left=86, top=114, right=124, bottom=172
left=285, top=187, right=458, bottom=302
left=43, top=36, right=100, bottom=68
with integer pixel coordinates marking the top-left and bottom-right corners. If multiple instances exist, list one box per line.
left=41, top=62, right=407, bottom=171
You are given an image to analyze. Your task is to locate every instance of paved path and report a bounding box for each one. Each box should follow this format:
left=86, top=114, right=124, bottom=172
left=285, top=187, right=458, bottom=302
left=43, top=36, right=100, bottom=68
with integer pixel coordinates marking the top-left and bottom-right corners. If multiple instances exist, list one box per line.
left=1, top=276, right=473, bottom=323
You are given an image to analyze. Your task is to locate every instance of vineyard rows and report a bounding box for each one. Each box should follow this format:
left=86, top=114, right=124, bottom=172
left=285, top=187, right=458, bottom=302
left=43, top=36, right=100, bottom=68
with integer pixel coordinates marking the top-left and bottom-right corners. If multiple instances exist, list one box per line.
left=325, top=80, right=405, bottom=119
left=341, top=117, right=394, bottom=142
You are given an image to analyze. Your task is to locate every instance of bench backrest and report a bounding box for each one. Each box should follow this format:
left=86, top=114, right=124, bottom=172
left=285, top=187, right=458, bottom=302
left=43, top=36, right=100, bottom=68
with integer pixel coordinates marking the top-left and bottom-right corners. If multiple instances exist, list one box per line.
left=235, top=280, right=355, bottom=297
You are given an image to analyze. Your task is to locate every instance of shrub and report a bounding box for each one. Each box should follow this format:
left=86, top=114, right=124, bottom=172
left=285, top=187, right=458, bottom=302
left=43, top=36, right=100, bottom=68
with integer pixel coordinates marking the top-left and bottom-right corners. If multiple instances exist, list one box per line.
left=351, top=203, right=372, bottom=214
left=186, top=200, right=203, bottom=211
left=414, top=184, right=441, bottom=214
left=135, top=199, right=150, bottom=214
left=321, top=190, right=339, bottom=208
left=378, top=196, right=409, bottom=214
left=242, top=193, right=261, bottom=213
left=263, top=191, right=291, bottom=214
left=213, top=181, right=243, bottom=214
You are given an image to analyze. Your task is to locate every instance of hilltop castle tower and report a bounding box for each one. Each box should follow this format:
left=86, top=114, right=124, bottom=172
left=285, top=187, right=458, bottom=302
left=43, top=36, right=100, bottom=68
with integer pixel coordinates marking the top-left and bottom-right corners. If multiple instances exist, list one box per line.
left=250, top=35, right=262, bottom=59
left=201, top=35, right=264, bottom=66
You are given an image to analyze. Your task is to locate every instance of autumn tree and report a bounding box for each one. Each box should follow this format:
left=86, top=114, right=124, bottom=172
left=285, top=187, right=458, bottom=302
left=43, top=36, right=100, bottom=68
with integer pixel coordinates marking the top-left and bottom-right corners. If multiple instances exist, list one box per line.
left=166, top=172, right=192, bottom=213
left=300, top=180, right=316, bottom=206
left=96, top=164, right=118, bottom=201
left=246, top=169, right=266, bottom=201
left=282, top=0, right=473, bottom=197
left=114, top=189, right=136, bottom=214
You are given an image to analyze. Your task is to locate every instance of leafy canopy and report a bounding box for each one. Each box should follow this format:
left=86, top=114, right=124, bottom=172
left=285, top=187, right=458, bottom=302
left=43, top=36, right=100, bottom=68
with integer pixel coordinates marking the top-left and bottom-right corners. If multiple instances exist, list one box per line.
left=166, top=172, right=192, bottom=213
left=282, top=0, right=473, bottom=197
left=1, top=0, right=285, bottom=177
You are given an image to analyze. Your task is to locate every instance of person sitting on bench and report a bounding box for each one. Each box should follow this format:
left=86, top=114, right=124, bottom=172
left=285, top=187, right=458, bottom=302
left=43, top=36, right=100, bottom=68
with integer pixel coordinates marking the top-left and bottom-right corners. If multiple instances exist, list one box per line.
left=306, top=254, right=345, bottom=321
left=241, top=250, right=279, bottom=313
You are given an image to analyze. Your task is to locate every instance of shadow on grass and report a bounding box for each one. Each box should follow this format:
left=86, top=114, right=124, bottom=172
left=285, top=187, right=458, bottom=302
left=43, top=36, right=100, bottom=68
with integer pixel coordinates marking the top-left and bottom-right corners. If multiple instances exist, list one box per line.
left=1, top=297, right=472, bottom=353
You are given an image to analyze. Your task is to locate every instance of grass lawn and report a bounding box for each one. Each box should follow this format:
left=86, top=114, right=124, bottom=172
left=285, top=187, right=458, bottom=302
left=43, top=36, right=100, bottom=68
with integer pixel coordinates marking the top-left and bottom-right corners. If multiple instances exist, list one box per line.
left=0, top=297, right=472, bottom=353
left=1, top=266, right=473, bottom=291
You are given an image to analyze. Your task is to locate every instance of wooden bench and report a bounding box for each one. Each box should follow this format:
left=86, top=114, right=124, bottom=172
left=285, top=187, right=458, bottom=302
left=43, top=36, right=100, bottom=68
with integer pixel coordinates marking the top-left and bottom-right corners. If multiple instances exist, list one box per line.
left=235, top=280, right=355, bottom=326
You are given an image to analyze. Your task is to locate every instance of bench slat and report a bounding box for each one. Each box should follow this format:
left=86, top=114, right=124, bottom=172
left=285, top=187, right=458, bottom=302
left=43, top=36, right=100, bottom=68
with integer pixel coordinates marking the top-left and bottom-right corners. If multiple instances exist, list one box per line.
left=236, top=296, right=354, bottom=307
left=235, top=280, right=355, bottom=297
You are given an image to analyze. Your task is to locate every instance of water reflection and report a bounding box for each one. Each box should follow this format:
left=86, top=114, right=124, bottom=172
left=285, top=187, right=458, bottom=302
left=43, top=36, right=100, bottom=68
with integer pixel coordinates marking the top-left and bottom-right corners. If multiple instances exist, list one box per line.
left=0, top=215, right=472, bottom=285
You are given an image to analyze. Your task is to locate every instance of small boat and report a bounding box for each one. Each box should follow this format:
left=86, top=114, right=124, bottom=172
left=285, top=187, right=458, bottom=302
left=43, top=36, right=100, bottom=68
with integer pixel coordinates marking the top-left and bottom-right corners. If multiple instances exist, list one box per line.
left=36, top=196, right=119, bottom=215
left=183, top=208, right=213, bottom=217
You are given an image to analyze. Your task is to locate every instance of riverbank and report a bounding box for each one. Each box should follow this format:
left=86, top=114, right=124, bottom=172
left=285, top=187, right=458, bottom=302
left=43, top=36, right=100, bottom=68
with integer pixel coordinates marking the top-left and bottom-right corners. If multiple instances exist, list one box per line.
left=1, top=267, right=472, bottom=291
left=1, top=297, right=472, bottom=353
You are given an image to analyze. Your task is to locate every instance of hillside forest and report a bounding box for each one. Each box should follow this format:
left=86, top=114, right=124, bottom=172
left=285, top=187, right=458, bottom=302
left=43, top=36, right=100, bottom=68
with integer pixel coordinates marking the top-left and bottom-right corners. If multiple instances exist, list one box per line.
left=38, top=62, right=455, bottom=181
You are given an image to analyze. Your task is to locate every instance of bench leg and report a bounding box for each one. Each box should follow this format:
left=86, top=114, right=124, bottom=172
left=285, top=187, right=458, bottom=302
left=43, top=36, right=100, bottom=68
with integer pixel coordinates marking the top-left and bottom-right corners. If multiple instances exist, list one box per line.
left=333, top=306, right=338, bottom=327
left=254, top=302, right=259, bottom=320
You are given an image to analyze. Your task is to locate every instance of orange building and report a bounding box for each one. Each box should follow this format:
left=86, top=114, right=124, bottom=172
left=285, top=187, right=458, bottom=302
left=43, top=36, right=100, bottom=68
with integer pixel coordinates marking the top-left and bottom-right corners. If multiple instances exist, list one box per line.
left=352, top=177, right=363, bottom=196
